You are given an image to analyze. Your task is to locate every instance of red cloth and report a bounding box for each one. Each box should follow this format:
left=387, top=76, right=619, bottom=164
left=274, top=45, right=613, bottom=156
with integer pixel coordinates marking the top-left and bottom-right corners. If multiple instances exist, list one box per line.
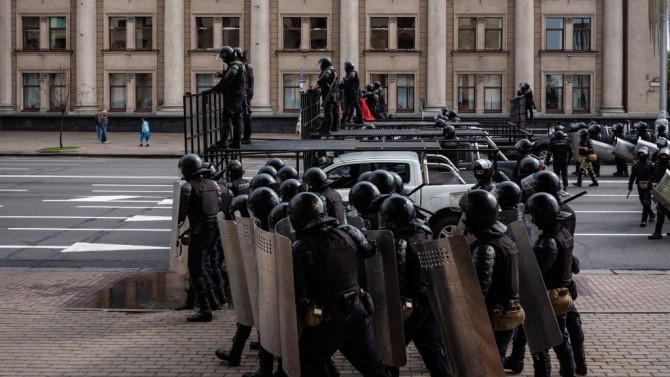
left=360, top=99, right=376, bottom=121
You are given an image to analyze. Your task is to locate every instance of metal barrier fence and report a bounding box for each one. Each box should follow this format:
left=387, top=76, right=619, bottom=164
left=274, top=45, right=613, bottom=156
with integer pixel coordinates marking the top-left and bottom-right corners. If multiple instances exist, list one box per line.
left=182, top=92, right=228, bottom=170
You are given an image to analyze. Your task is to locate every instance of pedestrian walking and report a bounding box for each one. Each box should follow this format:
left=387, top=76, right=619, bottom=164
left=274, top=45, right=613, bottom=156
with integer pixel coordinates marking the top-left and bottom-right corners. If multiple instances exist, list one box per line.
left=139, top=117, right=150, bottom=147
left=97, top=110, right=109, bottom=143
left=94, top=111, right=102, bottom=141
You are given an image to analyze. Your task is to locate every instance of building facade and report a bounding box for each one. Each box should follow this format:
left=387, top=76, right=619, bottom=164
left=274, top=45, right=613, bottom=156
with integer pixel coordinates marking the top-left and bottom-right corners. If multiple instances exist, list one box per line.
left=0, top=0, right=662, bottom=122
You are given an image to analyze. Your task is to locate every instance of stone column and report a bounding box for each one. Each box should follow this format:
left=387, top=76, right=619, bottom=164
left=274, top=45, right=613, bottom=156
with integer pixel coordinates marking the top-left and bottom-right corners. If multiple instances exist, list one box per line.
left=0, top=0, right=12, bottom=111
left=73, top=0, right=98, bottom=112
left=602, top=0, right=625, bottom=114
left=250, top=0, right=273, bottom=113
left=339, top=0, right=359, bottom=69
left=426, top=0, right=446, bottom=110
left=160, top=0, right=185, bottom=113
left=514, top=0, right=534, bottom=101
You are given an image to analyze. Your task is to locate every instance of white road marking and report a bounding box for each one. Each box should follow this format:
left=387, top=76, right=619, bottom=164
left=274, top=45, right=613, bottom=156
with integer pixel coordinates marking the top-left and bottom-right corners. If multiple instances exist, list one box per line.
left=60, top=242, right=169, bottom=253
left=45, top=195, right=139, bottom=202
left=0, top=215, right=126, bottom=219
left=574, top=211, right=642, bottom=213
left=77, top=205, right=172, bottom=209
left=124, top=215, right=171, bottom=222
left=157, top=199, right=173, bottom=205
left=8, top=228, right=170, bottom=232
left=1, top=174, right=177, bottom=180
left=0, top=168, right=30, bottom=170
left=92, top=184, right=172, bottom=187
left=576, top=233, right=658, bottom=236
left=92, top=190, right=172, bottom=193
left=0, top=189, right=27, bottom=192
left=582, top=194, right=638, bottom=197
left=0, top=245, right=67, bottom=249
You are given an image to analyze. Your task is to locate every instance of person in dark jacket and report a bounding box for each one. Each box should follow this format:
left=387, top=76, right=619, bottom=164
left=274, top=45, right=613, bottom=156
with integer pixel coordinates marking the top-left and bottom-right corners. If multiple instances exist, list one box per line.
left=648, top=147, right=669, bottom=239
left=629, top=147, right=656, bottom=227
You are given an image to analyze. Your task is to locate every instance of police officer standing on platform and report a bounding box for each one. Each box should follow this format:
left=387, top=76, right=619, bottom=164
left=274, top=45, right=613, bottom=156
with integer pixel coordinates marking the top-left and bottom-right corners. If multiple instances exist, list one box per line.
left=517, top=82, right=536, bottom=121
left=546, top=130, right=573, bottom=191
left=312, top=57, right=339, bottom=134
left=629, top=146, right=656, bottom=227
left=341, top=61, right=363, bottom=125
left=379, top=196, right=451, bottom=377
left=289, top=192, right=390, bottom=377
left=177, top=154, right=221, bottom=322
left=206, top=46, right=246, bottom=149
left=233, top=47, right=254, bottom=145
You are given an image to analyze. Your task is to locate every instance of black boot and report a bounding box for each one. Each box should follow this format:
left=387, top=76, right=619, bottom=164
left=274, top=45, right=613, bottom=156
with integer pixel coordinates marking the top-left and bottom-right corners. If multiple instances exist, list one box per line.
left=187, top=290, right=212, bottom=322
left=503, top=326, right=525, bottom=374
left=249, top=340, right=261, bottom=351
left=243, top=347, right=274, bottom=377
left=215, top=323, right=252, bottom=366
left=572, top=172, right=583, bottom=187
left=174, top=285, right=195, bottom=311
left=588, top=172, right=598, bottom=187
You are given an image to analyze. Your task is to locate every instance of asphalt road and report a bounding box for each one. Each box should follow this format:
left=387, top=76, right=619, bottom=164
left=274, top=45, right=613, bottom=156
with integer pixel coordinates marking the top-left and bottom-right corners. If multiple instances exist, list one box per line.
left=0, top=156, right=668, bottom=271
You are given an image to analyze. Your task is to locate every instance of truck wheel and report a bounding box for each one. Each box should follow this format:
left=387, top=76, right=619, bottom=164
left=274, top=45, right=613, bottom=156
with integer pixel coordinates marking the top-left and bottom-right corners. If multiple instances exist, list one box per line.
left=535, top=146, right=549, bottom=163
left=431, top=215, right=461, bottom=239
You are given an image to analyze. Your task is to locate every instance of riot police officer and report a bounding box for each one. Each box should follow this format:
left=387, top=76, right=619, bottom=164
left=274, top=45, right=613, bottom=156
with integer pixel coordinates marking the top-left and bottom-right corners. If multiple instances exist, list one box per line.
left=225, top=160, right=250, bottom=196
left=524, top=193, right=577, bottom=377
left=459, top=189, right=524, bottom=361
left=637, top=122, right=655, bottom=142
left=303, top=167, right=346, bottom=224
left=513, top=139, right=538, bottom=182
left=373, top=81, right=387, bottom=119
left=207, top=46, right=246, bottom=149
left=176, top=154, right=221, bottom=322
left=363, top=84, right=380, bottom=120
left=612, top=123, right=629, bottom=177
left=657, top=123, right=669, bottom=139
left=587, top=123, right=602, bottom=177
left=649, top=147, right=670, bottom=239
left=341, top=61, right=363, bottom=125
left=379, top=196, right=450, bottom=377
left=517, top=82, right=536, bottom=121
left=472, top=159, right=497, bottom=192
left=546, top=130, right=574, bottom=190
left=289, top=192, right=389, bottom=377
left=277, top=166, right=299, bottom=183
left=492, top=181, right=523, bottom=225
left=573, top=129, right=599, bottom=187
left=311, top=57, right=339, bottom=133
left=629, top=146, right=656, bottom=227
left=349, top=181, right=384, bottom=230
left=233, top=47, right=254, bottom=145
left=279, top=178, right=305, bottom=203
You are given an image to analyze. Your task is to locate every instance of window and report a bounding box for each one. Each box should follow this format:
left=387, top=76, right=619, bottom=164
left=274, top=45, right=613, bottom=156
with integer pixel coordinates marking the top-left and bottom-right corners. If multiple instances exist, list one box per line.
left=396, top=74, right=414, bottom=111
left=23, top=73, right=40, bottom=111
left=110, top=17, right=127, bottom=50
left=135, top=73, right=152, bottom=111
left=222, top=17, right=240, bottom=47
left=49, top=17, right=67, bottom=50
left=484, top=75, right=502, bottom=112
left=572, top=74, right=590, bottom=112
left=283, top=17, right=301, bottom=50
left=283, top=74, right=318, bottom=111
left=49, top=73, right=67, bottom=111
left=546, top=74, right=564, bottom=112
left=109, top=73, right=127, bottom=110
left=573, top=18, right=591, bottom=51
left=135, top=17, right=152, bottom=50
left=22, top=17, right=40, bottom=50
left=484, top=18, right=503, bottom=50
left=458, top=74, right=476, bottom=112
left=458, top=18, right=476, bottom=50
left=310, top=17, right=327, bottom=50
left=196, top=74, right=214, bottom=94
left=546, top=18, right=564, bottom=50
left=370, top=17, right=389, bottom=50
left=196, top=17, right=214, bottom=49
left=397, top=17, right=415, bottom=50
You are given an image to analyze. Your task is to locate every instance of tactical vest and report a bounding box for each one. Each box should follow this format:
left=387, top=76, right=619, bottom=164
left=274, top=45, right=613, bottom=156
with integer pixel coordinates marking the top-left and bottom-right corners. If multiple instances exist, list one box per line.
left=227, top=179, right=250, bottom=196
left=477, top=234, right=520, bottom=308
left=318, top=186, right=346, bottom=224
left=543, top=227, right=574, bottom=290
left=187, top=178, right=221, bottom=223
left=632, top=160, right=655, bottom=184
left=550, top=139, right=571, bottom=163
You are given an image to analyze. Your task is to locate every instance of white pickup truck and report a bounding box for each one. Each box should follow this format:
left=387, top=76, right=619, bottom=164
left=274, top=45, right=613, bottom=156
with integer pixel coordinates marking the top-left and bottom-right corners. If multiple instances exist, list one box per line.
left=322, top=151, right=471, bottom=238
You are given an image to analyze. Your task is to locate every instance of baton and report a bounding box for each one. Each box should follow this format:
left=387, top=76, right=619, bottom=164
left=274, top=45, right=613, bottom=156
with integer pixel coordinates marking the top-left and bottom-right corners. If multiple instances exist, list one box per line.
left=626, top=189, right=632, bottom=199
left=563, top=190, right=588, bottom=204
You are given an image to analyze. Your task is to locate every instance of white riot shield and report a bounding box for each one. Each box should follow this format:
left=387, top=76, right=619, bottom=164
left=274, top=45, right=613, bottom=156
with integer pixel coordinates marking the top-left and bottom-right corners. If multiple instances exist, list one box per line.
left=274, top=217, right=295, bottom=241
left=568, top=132, right=581, bottom=163
left=255, top=225, right=281, bottom=356
left=652, top=169, right=670, bottom=212
left=236, top=214, right=260, bottom=328
left=169, top=180, right=189, bottom=275
left=507, top=221, right=563, bottom=354
left=635, top=139, right=659, bottom=156
left=612, top=138, right=636, bottom=162
left=363, top=230, right=406, bottom=367
left=414, top=236, right=505, bottom=377
left=275, top=232, right=300, bottom=377
left=591, top=140, right=614, bottom=163
left=217, top=214, right=254, bottom=327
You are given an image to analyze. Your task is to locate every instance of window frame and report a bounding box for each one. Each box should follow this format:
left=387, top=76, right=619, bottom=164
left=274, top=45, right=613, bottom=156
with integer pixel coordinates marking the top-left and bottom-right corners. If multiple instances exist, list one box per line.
left=571, top=74, right=590, bottom=113
left=109, top=73, right=127, bottom=111
left=22, top=73, right=41, bottom=111
left=309, top=17, right=328, bottom=51
left=545, top=17, right=565, bottom=51
left=48, top=73, right=68, bottom=112
left=283, top=73, right=318, bottom=112
left=49, top=17, right=67, bottom=50
left=572, top=17, right=591, bottom=51
left=135, top=73, right=152, bottom=112
left=134, top=17, right=153, bottom=50
left=109, top=17, right=127, bottom=51
left=545, top=74, right=564, bottom=113
left=222, top=16, right=241, bottom=47
left=397, top=17, right=416, bottom=50
left=370, top=17, right=389, bottom=51
left=483, top=74, right=503, bottom=113
left=282, top=17, right=302, bottom=51
left=457, top=74, right=476, bottom=113
left=484, top=17, right=503, bottom=51
left=196, top=73, right=214, bottom=94
left=195, top=17, right=214, bottom=49
left=396, top=74, right=415, bottom=112
left=457, top=17, right=476, bottom=51
left=22, top=17, right=41, bottom=50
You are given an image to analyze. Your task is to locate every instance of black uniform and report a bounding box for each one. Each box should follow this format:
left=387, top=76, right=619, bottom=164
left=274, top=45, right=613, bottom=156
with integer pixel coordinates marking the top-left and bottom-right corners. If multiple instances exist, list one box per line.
left=650, top=154, right=670, bottom=237
left=210, top=62, right=246, bottom=148
left=317, top=65, right=339, bottom=133
left=227, top=178, right=251, bottom=197
left=629, top=156, right=656, bottom=226
left=374, top=88, right=387, bottom=120
left=546, top=136, right=573, bottom=190
left=313, top=185, right=346, bottom=225
left=363, top=85, right=380, bottom=120
left=241, top=61, right=254, bottom=143
left=517, top=84, right=535, bottom=121
left=293, top=220, right=389, bottom=377
left=612, top=129, right=629, bottom=177
left=342, top=67, right=363, bottom=125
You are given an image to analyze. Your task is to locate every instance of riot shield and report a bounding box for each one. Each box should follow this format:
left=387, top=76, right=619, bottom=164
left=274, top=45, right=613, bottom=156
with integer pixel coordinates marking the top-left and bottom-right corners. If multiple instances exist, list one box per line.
left=635, top=138, right=659, bottom=156
left=255, top=224, right=281, bottom=356
left=414, top=236, right=505, bottom=377
left=236, top=214, right=260, bottom=328
left=612, top=138, right=636, bottom=162
left=346, top=215, right=365, bottom=229
left=652, top=169, right=670, bottom=212
left=169, top=180, right=189, bottom=275
left=216, top=213, right=254, bottom=327
left=362, top=230, right=406, bottom=367
left=507, top=220, right=563, bottom=354
left=591, top=140, right=614, bottom=163
left=275, top=232, right=300, bottom=377
left=568, top=132, right=581, bottom=163
left=274, top=217, right=295, bottom=241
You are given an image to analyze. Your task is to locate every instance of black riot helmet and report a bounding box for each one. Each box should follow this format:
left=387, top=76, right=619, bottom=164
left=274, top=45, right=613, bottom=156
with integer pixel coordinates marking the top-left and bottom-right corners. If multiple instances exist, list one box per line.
left=344, top=61, right=355, bottom=73
left=357, top=171, right=372, bottom=183
left=658, top=123, right=667, bottom=133
left=515, top=139, right=532, bottom=154
left=637, top=122, right=649, bottom=133
left=555, top=124, right=565, bottom=133
left=473, top=159, right=494, bottom=182
left=318, top=57, right=332, bottom=70
left=519, top=82, right=530, bottom=91
left=217, top=45, right=235, bottom=63
left=178, top=153, right=203, bottom=180
left=554, top=130, right=566, bottom=140
left=349, top=181, right=380, bottom=214
left=519, top=156, right=541, bottom=177
left=531, top=170, right=561, bottom=197
left=440, top=107, right=450, bottom=116
left=657, top=137, right=669, bottom=149
left=368, top=169, right=396, bottom=194
left=257, top=165, right=278, bottom=179
left=373, top=81, right=382, bottom=89
left=268, top=202, right=289, bottom=231
left=389, top=171, right=404, bottom=194
left=443, top=124, right=456, bottom=139
left=637, top=146, right=650, bottom=161
left=226, top=159, right=244, bottom=180
left=491, top=181, right=522, bottom=210
left=232, top=47, right=245, bottom=61
left=229, top=194, right=250, bottom=218
left=458, top=189, right=500, bottom=230
left=247, top=187, right=280, bottom=226
left=277, top=166, right=299, bottom=183
left=303, top=167, right=331, bottom=190
left=265, top=157, right=285, bottom=171
left=250, top=173, right=276, bottom=191
left=435, top=118, right=446, bottom=128
left=288, top=192, right=328, bottom=232
left=524, top=192, right=561, bottom=230
left=588, top=123, right=602, bottom=135
left=578, top=128, right=589, bottom=139
left=380, top=195, right=416, bottom=231
left=446, top=110, right=458, bottom=121
left=279, top=178, right=305, bottom=203
left=612, top=123, right=625, bottom=136
left=365, top=83, right=374, bottom=92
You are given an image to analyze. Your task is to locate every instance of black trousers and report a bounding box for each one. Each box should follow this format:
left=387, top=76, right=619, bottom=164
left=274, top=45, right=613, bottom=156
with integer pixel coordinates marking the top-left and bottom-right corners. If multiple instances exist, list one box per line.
left=343, top=95, right=363, bottom=124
